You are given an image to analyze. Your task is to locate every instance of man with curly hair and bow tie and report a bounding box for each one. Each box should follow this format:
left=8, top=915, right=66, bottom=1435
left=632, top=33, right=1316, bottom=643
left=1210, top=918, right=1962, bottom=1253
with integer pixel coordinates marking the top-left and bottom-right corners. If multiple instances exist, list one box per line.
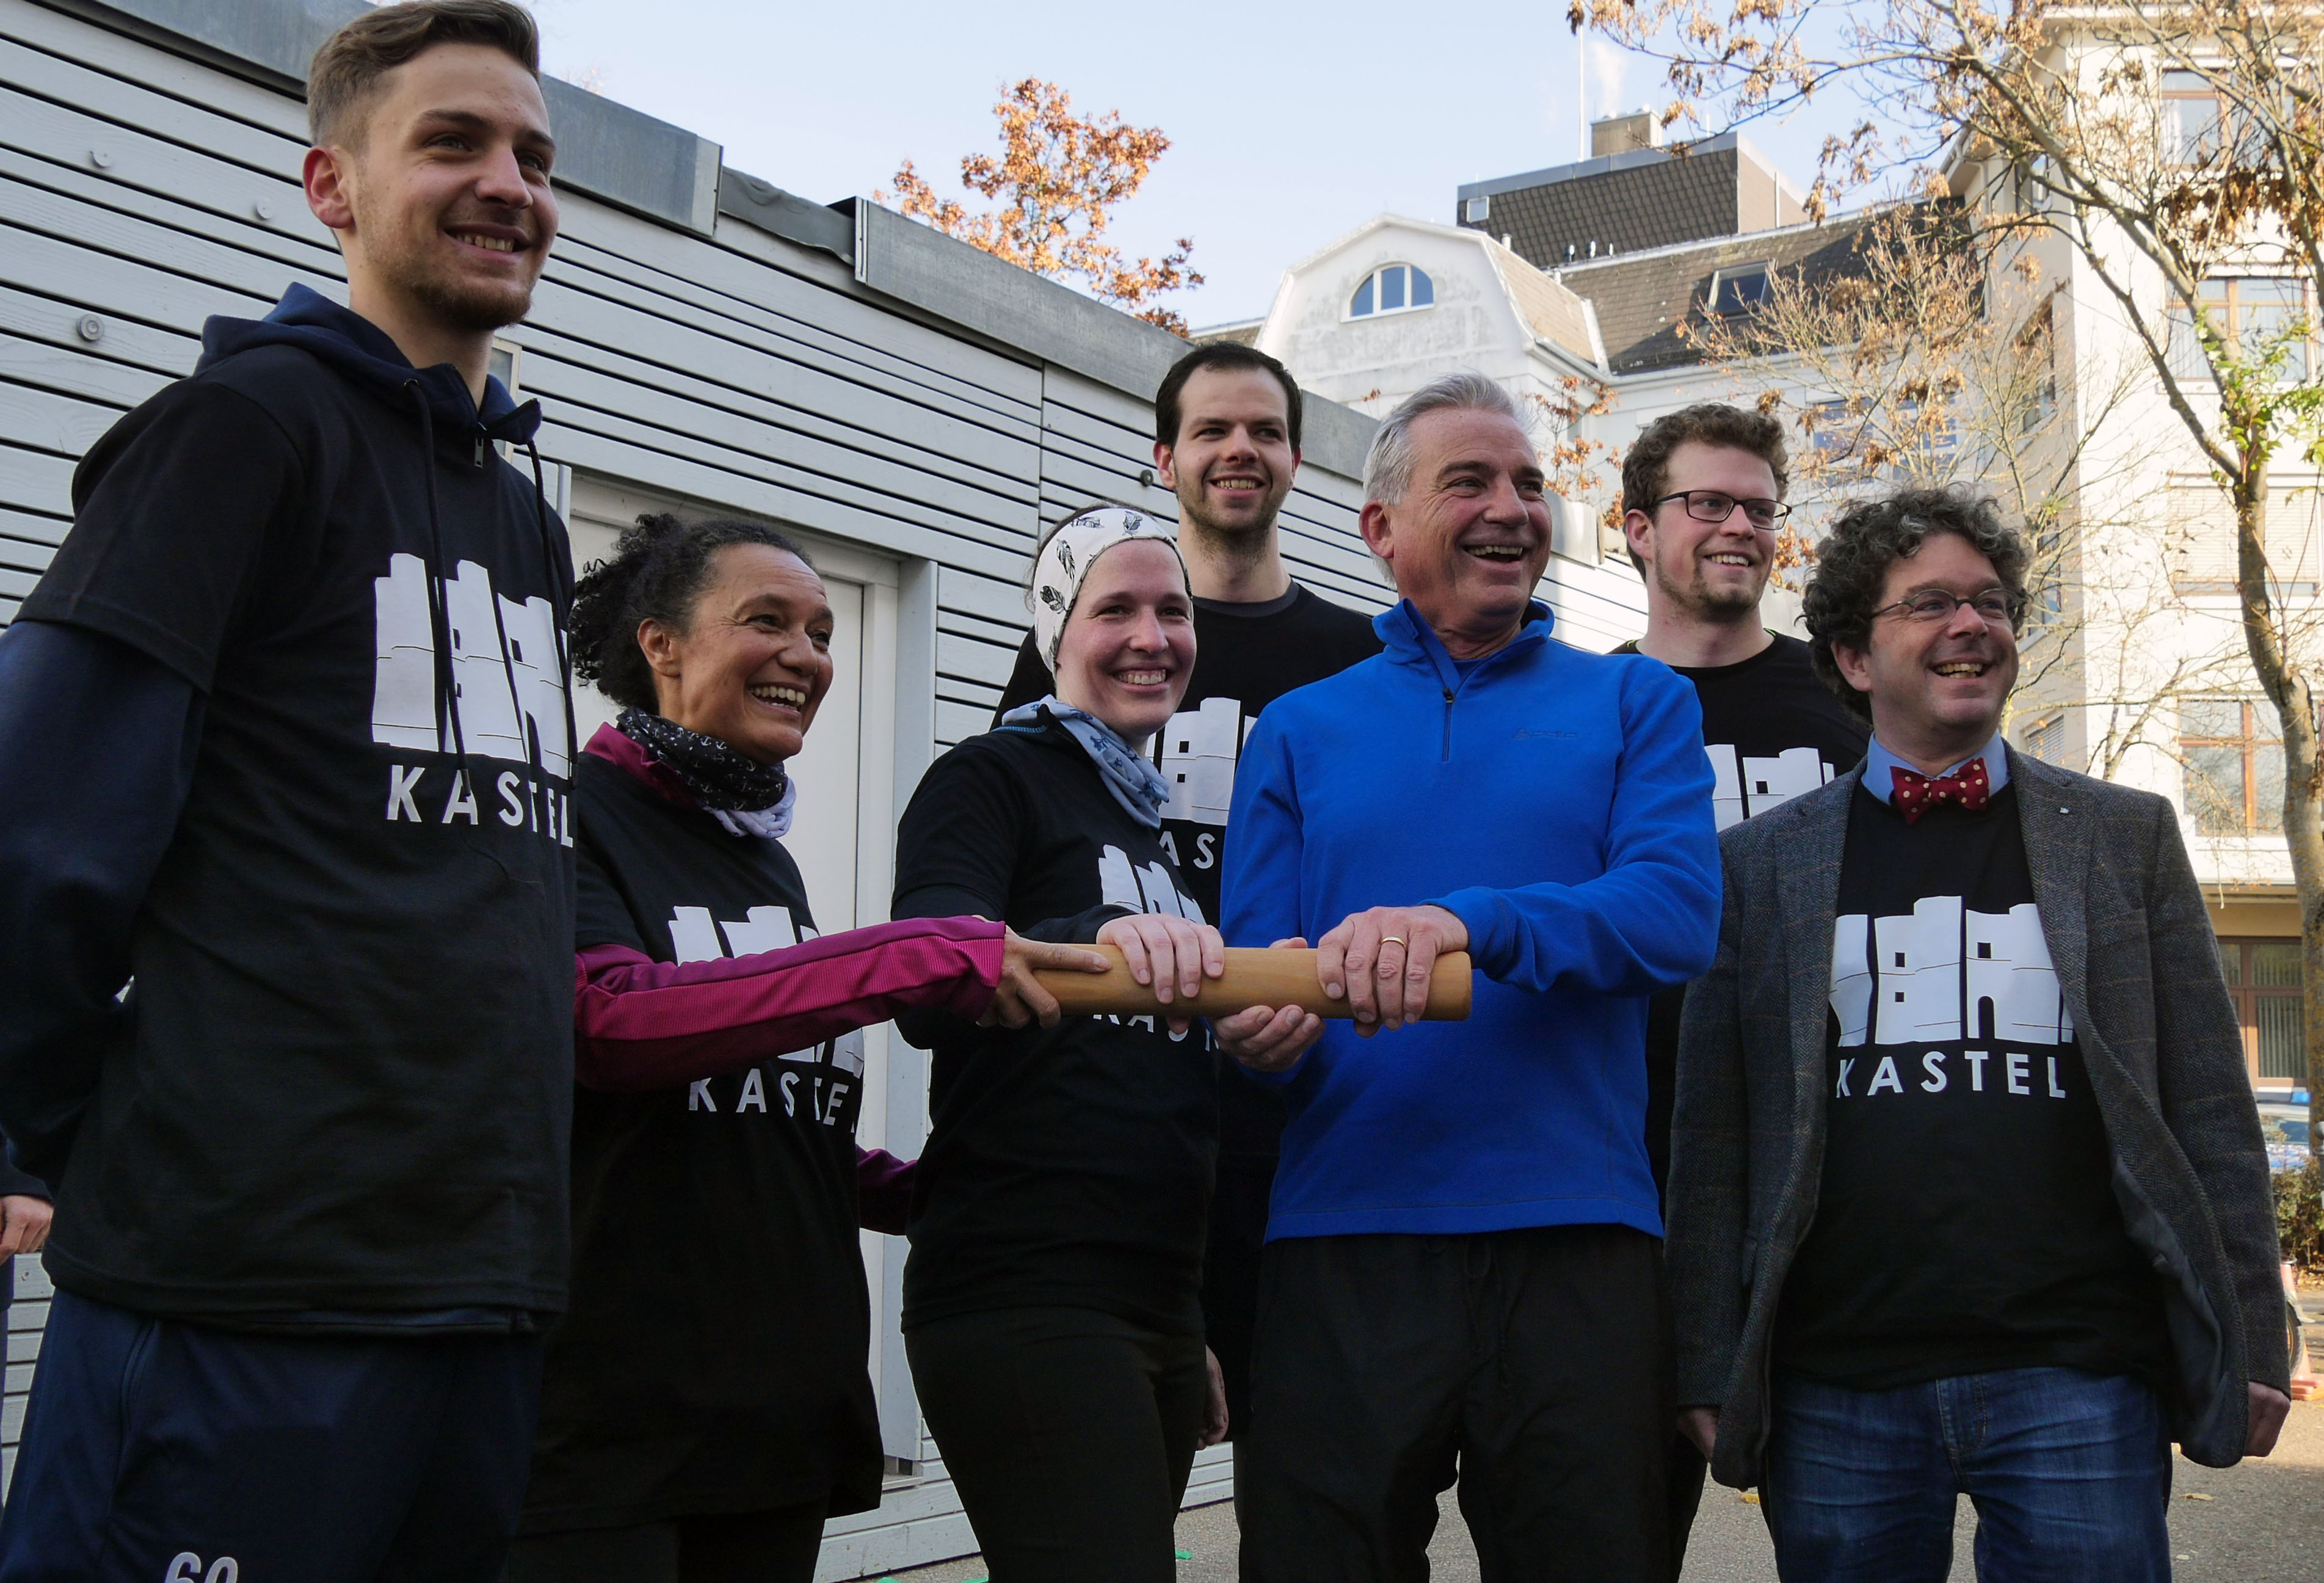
left=1667, top=485, right=2290, bottom=1583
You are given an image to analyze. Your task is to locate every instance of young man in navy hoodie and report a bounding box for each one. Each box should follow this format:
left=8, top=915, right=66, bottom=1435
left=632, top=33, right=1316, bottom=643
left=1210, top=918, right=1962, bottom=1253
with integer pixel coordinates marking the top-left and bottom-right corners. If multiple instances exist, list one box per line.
left=0, top=4, right=574, bottom=1577
left=1218, top=373, right=1721, bottom=1580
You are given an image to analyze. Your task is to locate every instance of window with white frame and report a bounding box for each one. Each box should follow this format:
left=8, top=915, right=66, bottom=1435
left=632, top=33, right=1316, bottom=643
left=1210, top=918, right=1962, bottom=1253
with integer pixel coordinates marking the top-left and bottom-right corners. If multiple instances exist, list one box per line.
left=488, top=339, right=523, bottom=398
left=1705, top=264, right=1772, bottom=316
left=2160, top=70, right=2226, bottom=166
left=1349, top=264, right=1435, bottom=319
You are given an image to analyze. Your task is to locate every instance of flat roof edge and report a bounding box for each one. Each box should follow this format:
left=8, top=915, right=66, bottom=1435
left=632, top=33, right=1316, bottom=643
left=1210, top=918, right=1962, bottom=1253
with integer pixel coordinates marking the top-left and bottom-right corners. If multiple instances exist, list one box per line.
left=719, top=171, right=854, bottom=263
left=73, top=0, right=720, bottom=233
left=57, top=0, right=1379, bottom=478
left=854, top=202, right=1376, bottom=481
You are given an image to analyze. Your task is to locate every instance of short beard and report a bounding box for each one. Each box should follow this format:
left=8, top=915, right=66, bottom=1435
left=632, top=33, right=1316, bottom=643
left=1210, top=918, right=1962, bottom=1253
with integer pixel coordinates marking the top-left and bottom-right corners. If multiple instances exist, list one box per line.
left=355, top=188, right=539, bottom=334
left=1177, top=476, right=1287, bottom=568
left=408, top=271, right=534, bottom=334
left=1654, top=555, right=1764, bottom=623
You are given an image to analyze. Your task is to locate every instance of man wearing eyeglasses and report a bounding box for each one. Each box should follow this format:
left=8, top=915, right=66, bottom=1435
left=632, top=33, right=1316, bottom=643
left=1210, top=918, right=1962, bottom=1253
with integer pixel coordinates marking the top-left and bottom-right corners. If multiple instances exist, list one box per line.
left=1614, top=404, right=1868, bottom=1576
left=1668, top=487, right=2289, bottom=1582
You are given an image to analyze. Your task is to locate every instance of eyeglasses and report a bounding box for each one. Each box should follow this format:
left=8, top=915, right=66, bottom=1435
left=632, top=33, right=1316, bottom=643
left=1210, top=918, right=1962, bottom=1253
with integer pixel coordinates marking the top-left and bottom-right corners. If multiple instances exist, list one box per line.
left=1871, top=588, right=2020, bottom=627
left=1655, top=490, right=1791, bottom=530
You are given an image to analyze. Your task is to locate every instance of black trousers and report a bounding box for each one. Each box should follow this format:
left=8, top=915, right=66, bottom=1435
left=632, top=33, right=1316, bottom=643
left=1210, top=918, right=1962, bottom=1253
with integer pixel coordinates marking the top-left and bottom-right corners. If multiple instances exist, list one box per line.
left=1204, top=1154, right=1276, bottom=1441
left=1239, top=1225, right=1672, bottom=1583
left=1666, top=1428, right=1709, bottom=1579
left=909, top=1305, right=1206, bottom=1583
left=505, top=1504, right=826, bottom=1583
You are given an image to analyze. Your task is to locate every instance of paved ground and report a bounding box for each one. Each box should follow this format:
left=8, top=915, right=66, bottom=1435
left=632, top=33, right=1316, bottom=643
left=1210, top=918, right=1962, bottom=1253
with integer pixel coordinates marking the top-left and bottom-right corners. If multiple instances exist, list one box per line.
left=879, top=1396, right=2324, bottom=1582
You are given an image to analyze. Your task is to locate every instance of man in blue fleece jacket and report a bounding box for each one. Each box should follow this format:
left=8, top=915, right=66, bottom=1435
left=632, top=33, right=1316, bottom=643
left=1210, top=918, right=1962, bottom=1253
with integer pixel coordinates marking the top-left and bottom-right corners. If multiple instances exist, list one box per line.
left=1218, top=373, right=1719, bottom=1581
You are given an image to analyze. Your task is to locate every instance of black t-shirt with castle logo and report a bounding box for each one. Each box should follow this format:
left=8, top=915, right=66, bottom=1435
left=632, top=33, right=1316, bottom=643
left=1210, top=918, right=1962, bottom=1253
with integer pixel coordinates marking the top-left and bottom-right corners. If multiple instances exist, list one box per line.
left=893, top=710, right=1222, bottom=1334
left=1773, top=781, right=2168, bottom=1390
left=995, top=584, right=1381, bottom=1158
left=19, top=337, right=576, bottom=1322
left=524, top=751, right=881, bottom=1529
left=1615, top=633, right=1869, bottom=1196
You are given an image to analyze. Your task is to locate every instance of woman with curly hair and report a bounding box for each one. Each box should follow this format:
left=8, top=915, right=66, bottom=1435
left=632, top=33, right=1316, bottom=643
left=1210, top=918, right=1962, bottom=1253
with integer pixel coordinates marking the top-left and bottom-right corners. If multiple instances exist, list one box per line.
left=508, top=514, right=1106, bottom=1583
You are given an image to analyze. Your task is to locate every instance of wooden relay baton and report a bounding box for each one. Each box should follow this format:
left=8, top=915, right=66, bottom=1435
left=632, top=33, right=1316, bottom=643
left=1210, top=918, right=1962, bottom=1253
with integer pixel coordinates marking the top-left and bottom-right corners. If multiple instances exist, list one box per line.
left=1034, top=946, right=1473, bottom=1021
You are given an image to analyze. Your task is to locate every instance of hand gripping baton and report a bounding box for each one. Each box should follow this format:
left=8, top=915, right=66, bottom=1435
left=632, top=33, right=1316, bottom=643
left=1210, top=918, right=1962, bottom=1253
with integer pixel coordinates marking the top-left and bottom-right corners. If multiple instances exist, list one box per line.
left=1034, top=946, right=1473, bottom=1021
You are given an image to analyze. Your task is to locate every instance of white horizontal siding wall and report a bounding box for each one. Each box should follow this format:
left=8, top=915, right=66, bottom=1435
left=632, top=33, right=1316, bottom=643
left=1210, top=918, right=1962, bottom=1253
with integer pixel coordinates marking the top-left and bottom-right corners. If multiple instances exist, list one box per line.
left=2, top=1254, right=46, bottom=1501
left=0, top=0, right=1374, bottom=1564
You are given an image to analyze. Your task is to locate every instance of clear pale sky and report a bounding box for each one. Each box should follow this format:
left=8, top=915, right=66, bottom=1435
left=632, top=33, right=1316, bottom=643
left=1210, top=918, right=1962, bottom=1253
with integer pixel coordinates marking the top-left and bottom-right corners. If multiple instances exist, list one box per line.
left=528, top=0, right=1865, bottom=327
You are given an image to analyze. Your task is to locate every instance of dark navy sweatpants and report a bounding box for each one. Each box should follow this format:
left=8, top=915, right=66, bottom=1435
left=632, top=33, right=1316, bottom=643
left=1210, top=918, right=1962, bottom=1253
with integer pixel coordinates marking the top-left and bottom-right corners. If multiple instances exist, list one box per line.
left=0, top=1290, right=542, bottom=1583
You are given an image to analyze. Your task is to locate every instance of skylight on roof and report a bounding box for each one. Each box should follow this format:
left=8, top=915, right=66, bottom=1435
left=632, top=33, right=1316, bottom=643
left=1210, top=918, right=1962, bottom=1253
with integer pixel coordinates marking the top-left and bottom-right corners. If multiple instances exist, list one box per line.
left=1707, top=264, right=1773, bottom=315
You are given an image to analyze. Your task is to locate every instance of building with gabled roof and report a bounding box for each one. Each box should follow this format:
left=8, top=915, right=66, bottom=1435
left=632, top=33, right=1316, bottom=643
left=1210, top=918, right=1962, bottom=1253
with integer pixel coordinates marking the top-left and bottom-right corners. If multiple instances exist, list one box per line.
left=1232, top=129, right=1872, bottom=650
left=1247, top=214, right=1643, bottom=648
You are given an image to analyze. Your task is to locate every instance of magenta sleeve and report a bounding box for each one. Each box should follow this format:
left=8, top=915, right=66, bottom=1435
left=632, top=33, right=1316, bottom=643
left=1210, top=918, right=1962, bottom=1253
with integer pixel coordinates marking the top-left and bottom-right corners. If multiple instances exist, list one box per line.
left=573, top=916, right=1006, bottom=1093
left=855, top=1146, right=916, bottom=1234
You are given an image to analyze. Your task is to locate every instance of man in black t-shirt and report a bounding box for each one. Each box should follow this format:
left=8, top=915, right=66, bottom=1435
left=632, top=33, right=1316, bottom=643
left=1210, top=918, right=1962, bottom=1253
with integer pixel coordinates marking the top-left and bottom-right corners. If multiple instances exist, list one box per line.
left=993, top=343, right=1379, bottom=1452
left=0, top=7, right=575, bottom=1578
left=1614, top=404, right=1867, bottom=1576
left=1670, top=488, right=2289, bottom=1582
left=1617, top=404, right=1870, bottom=1188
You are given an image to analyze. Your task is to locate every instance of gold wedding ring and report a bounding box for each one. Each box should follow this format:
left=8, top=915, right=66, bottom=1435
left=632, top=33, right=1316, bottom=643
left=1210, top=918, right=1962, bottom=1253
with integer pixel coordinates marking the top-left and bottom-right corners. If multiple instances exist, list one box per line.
left=1379, top=936, right=1408, bottom=948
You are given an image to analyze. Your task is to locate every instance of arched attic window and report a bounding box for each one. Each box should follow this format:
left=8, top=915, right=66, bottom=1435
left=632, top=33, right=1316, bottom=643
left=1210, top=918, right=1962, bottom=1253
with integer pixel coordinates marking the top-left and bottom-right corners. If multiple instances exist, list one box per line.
left=1350, top=263, right=1435, bottom=318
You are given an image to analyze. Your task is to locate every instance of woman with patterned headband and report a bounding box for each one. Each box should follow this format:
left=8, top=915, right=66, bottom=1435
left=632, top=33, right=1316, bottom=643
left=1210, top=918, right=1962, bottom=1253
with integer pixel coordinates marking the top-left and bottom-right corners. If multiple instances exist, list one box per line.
left=893, top=506, right=1281, bottom=1582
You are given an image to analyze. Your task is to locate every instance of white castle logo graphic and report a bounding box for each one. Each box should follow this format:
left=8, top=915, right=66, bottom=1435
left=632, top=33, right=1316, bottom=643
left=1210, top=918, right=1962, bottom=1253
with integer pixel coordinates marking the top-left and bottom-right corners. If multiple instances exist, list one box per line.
left=1708, top=743, right=1833, bottom=831
left=1830, top=898, right=2072, bottom=1047
left=1157, top=696, right=1254, bottom=826
left=1098, top=844, right=1206, bottom=922
left=372, top=553, right=570, bottom=777
left=665, top=903, right=863, bottom=1077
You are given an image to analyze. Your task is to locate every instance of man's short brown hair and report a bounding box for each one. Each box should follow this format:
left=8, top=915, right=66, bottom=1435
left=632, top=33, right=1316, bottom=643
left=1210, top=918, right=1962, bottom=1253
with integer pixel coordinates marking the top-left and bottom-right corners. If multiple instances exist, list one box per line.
left=307, top=0, right=540, bottom=147
left=1620, top=403, right=1791, bottom=566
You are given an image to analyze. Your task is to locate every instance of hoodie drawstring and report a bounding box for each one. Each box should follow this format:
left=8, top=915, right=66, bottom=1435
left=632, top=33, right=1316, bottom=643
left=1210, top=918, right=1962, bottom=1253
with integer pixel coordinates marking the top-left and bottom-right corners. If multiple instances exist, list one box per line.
left=403, top=377, right=576, bottom=842
left=406, top=381, right=478, bottom=810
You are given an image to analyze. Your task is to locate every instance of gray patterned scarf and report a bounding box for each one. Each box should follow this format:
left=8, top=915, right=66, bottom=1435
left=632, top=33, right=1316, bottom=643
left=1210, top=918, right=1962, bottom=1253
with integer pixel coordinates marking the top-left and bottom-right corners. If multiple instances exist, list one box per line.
left=1002, top=697, right=1170, bottom=829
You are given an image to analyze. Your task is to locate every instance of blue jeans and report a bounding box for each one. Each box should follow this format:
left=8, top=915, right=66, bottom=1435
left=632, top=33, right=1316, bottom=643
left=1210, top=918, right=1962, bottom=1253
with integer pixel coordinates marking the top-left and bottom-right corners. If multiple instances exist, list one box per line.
left=1762, top=1367, right=2171, bottom=1583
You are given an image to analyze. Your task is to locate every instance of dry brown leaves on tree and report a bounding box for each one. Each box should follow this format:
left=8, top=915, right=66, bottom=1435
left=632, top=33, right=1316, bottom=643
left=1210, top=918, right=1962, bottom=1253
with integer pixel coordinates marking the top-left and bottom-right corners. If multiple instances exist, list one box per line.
left=1523, top=375, right=1624, bottom=528
left=1571, top=0, right=2324, bottom=1136
left=883, top=79, right=1202, bottom=335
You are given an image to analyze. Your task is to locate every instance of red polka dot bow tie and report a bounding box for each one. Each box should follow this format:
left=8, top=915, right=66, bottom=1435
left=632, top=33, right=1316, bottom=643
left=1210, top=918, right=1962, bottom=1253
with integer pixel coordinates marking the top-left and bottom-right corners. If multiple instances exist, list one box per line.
left=1890, top=760, right=1992, bottom=824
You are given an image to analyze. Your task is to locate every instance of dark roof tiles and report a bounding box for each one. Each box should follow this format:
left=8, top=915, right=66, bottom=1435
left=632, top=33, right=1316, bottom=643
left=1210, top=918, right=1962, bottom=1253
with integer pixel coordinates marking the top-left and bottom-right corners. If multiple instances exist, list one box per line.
left=1556, top=217, right=1876, bottom=373
left=1459, top=149, right=1743, bottom=269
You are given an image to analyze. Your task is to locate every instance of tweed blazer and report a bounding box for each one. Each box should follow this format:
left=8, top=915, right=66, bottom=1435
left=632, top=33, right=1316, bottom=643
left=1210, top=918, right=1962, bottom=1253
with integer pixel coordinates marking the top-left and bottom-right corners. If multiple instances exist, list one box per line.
left=1669, top=746, right=2287, bottom=1489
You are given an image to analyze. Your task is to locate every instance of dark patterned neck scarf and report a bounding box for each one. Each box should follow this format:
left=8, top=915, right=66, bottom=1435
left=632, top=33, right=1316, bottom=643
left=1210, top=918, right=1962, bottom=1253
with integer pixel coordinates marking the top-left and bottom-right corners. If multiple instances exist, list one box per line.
left=615, top=710, right=792, bottom=834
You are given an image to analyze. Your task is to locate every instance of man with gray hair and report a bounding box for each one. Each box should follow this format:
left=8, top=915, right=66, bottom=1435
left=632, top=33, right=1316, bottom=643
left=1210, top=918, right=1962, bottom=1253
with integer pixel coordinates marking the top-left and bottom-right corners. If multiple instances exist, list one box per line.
left=1213, top=373, right=1722, bottom=1579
